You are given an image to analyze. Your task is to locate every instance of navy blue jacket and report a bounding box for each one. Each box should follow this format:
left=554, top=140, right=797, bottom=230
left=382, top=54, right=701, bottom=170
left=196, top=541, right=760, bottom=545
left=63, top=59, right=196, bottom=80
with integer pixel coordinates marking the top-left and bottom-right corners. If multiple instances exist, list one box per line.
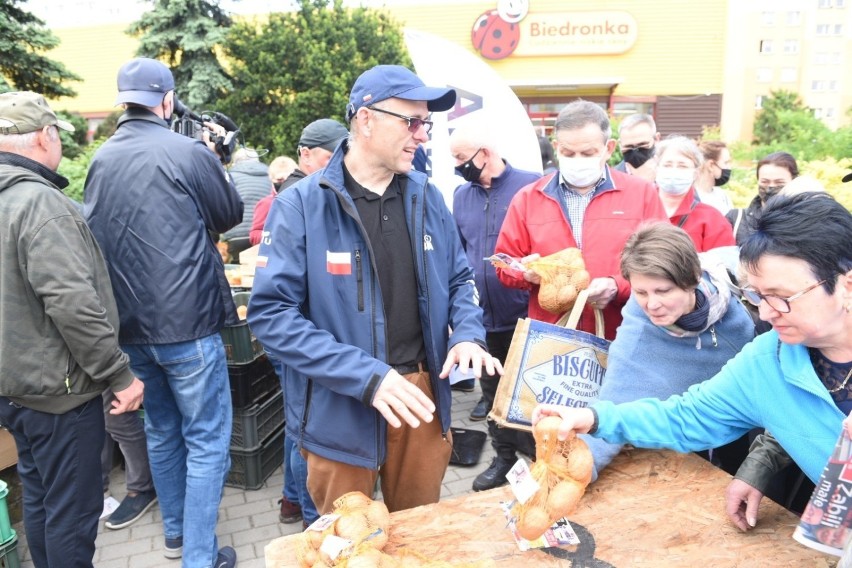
left=248, top=142, right=486, bottom=469
left=83, top=108, right=243, bottom=344
left=453, top=162, right=539, bottom=333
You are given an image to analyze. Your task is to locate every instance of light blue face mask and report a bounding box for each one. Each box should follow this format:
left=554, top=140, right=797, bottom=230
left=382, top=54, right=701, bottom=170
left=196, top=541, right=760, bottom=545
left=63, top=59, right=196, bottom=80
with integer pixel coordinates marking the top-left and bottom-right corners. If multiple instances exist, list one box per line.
left=656, top=167, right=694, bottom=196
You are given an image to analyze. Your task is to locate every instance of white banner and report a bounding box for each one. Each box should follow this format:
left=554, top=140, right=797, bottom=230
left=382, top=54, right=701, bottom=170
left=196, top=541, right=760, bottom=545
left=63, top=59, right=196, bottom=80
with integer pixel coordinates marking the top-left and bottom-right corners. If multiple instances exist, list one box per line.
left=404, top=28, right=543, bottom=208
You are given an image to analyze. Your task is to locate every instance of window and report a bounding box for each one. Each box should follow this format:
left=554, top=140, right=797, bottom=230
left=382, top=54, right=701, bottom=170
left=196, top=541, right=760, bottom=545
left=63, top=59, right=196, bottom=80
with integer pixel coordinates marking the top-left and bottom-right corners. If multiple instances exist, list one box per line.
left=780, top=68, right=797, bottom=82
left=834, top=24, right=844, bottom=34
left=815, top=52, right=828, bottom=64
left=784, top=39, right=800, bottom=54
left=819, top=0, right=831, bottom=7
left=836, top=0, right=845, bottom=7
left=829, top=80, right=838, bottom=91
left=755, top=95, right=764, bottom=109
left=757, top=67, right=773, bottom=82
left=825, top=108, right=835, bottom=118
left=832, top=52, right=842, bottom=65
left=761, top=11, right=775, bottom=25
left=787, top=11, right=801, bottom=25
left=760, top=40, right=773, bottom=53
left=816, top=24, right=830, bottom=35
left=812, top=80, right=826, bottom=91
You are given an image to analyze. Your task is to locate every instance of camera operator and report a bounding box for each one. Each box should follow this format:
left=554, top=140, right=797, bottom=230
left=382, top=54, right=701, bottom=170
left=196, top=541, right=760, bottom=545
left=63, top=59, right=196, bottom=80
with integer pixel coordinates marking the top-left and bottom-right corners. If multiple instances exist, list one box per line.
left=82, top=57, right=241, bottom=568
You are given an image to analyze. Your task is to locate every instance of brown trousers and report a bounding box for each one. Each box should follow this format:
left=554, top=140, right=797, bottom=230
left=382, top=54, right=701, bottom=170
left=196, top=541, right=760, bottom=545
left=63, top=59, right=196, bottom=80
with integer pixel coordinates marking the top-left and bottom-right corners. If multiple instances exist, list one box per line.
left=304, top=369, right=453, bottom=514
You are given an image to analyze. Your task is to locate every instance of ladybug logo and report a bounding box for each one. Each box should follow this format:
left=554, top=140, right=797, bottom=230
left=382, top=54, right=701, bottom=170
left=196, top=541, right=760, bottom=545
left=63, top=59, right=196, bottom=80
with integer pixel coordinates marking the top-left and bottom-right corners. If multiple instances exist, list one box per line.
left=471, top=9, right=521, bottom=60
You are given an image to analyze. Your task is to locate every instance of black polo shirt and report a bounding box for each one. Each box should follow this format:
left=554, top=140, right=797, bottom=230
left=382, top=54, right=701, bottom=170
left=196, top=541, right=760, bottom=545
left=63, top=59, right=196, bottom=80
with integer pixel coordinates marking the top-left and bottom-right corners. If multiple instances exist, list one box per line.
left=343, top=164, right=426, bottom=367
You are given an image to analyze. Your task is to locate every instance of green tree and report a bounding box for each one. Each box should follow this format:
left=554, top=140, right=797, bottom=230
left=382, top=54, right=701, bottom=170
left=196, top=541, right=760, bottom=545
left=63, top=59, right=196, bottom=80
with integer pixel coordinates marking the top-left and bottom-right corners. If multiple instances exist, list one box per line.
left=127, top=0, right=232, bottom=109
left=0, top=0, right=81, bottom=97
left=58, top=138, right=105, bottom=203
left=55, top=110, right=88, bottom=159
left=219, top=0, right=411, bottom=155
left=752, top=90, right=812, bottom=146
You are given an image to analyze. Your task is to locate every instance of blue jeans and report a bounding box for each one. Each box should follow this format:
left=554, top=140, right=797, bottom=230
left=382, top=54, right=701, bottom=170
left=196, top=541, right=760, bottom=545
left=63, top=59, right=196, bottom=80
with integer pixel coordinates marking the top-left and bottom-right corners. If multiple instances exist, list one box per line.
left=0, top=396, right=103, bottom=568
left=123, top=334, right=232, bottom=568
left=271, top=355, right=318, bottom=524
left=284, top=435, right=319, bottom=524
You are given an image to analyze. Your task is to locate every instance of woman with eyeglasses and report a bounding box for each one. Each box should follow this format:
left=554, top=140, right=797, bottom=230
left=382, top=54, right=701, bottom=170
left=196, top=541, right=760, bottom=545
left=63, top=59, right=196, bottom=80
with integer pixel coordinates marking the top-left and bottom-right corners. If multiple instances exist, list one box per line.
left=726, top=151, right=799, bottom=245
left=532, top=192, right=852, bottom=532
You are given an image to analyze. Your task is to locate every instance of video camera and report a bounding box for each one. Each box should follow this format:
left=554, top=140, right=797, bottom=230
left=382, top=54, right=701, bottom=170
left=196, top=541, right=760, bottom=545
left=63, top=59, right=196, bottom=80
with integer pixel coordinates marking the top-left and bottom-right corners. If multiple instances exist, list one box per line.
left=172, top=97, right=240, bottom=164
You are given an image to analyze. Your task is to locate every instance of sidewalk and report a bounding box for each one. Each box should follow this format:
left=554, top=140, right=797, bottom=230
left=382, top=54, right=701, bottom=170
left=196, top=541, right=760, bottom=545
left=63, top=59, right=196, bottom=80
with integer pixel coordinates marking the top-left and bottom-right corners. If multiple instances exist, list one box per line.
left=11, top=385, right=498, bottom=567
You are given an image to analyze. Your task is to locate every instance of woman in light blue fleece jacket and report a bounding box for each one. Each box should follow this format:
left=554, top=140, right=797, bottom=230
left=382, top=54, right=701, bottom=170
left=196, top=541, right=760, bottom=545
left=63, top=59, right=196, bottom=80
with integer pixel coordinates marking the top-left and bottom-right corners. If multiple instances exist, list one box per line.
left=581, top=223, right=755, bottom=482
left=535, top=192, right=852, bottom=532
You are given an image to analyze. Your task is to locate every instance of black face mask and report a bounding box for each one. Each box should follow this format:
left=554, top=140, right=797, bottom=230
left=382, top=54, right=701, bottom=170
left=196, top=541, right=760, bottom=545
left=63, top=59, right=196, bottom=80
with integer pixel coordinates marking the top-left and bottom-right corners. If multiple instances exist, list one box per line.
left=622, top=145, right=655, bottom=169
left=455, top=148, right=485, bottom=183
left=715, top=168, right=731, bottom=186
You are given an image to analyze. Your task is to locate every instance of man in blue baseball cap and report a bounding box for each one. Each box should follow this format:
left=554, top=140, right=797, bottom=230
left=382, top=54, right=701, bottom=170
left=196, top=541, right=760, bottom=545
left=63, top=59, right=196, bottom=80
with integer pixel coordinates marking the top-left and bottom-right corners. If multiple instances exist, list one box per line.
left=249, top=64, right=500, bottom=516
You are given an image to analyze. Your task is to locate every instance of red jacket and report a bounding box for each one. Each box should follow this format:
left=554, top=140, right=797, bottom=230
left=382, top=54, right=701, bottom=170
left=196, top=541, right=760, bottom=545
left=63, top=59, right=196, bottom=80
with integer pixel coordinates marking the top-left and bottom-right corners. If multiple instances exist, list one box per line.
left=667, top=187, right=735, bottom=252
left=495, top=168, right=666, bottom=339
left=249, top=191, right=275, bottom=246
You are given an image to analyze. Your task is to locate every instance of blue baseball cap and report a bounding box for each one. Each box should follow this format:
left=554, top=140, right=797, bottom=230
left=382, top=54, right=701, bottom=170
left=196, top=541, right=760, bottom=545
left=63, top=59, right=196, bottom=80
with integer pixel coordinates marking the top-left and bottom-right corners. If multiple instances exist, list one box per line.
left=346, top=65, right=456, bottom=122
left=114, top=58, right=175, bottom=107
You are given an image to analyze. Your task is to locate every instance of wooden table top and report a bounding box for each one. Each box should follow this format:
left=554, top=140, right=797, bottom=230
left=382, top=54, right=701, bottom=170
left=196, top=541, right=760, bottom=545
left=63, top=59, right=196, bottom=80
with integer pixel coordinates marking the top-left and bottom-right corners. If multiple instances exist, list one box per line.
left=265, top=448, right=832, bottom=567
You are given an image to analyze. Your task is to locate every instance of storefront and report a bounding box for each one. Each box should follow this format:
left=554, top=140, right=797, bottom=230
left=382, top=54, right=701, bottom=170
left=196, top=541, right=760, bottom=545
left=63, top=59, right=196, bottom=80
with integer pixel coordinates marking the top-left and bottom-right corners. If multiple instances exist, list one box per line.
left=389, top=0, right=728, bottom=138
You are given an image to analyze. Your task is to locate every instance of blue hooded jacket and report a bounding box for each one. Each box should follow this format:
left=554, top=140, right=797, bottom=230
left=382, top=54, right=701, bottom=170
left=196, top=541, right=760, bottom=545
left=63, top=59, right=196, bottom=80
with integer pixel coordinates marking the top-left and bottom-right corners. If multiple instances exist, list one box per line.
left=248, top=143, right=486, bottom=469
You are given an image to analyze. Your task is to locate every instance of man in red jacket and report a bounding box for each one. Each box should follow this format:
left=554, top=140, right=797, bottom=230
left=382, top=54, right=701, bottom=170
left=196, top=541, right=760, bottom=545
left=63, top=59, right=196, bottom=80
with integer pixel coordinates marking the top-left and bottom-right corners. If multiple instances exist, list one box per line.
left=495, top=100, right=667, bottom=340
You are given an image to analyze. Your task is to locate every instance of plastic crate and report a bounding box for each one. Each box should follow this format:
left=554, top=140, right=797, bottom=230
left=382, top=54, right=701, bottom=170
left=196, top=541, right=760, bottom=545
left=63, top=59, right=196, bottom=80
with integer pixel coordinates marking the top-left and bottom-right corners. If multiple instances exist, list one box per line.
left=228, top=353, right=279, bottom=409
left=226, top=424, right=284, bottom=490
left=0, top=534, right=20, bottom=568
left=220, top=292, right=264, bottom=364
left=231, top=390, right=284, bottom=450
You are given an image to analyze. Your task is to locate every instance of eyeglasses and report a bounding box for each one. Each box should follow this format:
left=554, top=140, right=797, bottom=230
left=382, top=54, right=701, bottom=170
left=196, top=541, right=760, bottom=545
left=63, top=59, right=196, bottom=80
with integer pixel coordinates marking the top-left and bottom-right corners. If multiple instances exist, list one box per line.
left=367, top=106, right=433, bottom=134
left=741, top=279, right=827, bottom=313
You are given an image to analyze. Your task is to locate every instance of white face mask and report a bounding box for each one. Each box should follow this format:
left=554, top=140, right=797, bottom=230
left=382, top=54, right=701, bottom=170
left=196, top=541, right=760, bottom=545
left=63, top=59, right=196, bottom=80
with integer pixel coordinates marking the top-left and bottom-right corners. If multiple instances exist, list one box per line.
left=656, top=167, right=694, bottom=196
left=559, top=155, right=603, bottom=188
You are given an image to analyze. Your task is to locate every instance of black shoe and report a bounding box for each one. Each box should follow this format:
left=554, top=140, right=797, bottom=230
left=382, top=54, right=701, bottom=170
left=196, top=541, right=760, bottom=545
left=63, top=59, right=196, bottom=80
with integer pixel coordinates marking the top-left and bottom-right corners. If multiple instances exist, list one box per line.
left=214, top=546, right=237, bottom=568
left=469, top=398, right=489, bottom=421
left=472, top=456, right=515, bottom=491
left=105, top=490, right=158, bottom=530
left=451, top=378, right=475, bottom=393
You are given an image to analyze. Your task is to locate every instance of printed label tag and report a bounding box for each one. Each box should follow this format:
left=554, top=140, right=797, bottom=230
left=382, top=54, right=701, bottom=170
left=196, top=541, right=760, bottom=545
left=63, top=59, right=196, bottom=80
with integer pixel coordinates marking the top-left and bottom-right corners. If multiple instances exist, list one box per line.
left=506, top=458, right=540, bottom=504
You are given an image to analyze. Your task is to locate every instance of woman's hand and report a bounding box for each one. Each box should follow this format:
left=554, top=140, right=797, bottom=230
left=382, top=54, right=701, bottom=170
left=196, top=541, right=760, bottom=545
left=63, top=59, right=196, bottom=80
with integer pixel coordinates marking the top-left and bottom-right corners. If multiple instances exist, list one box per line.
left=725, top=478, right=764, bottom=531
left=532, top=404, right=596, bottom=441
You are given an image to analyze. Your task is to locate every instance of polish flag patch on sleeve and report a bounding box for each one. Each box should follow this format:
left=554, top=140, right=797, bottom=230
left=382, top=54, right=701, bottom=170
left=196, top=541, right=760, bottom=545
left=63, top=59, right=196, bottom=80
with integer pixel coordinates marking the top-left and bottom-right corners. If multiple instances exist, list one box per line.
left=326, top=251, right=352, bottom=275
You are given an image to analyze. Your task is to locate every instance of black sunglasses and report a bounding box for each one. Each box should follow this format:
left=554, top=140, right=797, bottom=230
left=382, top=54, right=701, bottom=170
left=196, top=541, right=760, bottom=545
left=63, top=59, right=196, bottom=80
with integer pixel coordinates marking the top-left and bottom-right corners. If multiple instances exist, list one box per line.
left=367, top=106, right=433, bottom=134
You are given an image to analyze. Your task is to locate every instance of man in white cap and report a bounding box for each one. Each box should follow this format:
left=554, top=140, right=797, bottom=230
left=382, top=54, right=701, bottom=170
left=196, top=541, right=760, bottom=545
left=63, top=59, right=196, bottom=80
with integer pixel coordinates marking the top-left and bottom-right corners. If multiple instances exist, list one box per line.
left=83, top=58, right=242, bottom=568
left=249, top=65, right=498, bottom=515
left=0, top=91, right=144, bottom=568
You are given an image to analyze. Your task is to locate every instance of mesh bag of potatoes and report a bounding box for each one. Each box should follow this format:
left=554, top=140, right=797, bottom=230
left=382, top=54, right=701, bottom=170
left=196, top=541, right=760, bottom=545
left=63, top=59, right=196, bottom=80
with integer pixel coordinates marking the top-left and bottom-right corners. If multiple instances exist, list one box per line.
left=527, top=248, right=590, bottom=315
left=511, top=416, right=594, bottom=542
left=296, top=491, right=495, bottom=568
left=295, top=491, right=390, bottom=568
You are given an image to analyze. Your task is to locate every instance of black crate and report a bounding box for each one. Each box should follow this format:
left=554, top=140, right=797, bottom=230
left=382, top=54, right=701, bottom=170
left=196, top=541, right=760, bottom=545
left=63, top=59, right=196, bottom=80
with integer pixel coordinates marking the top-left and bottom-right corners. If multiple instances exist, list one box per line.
left=226, top=424, right=284, bottom=490
left=231, top=390, right=284, bottom=450
left=228, top=352, right=279, bottom=409
left=220, top=292, right=264, bottom=364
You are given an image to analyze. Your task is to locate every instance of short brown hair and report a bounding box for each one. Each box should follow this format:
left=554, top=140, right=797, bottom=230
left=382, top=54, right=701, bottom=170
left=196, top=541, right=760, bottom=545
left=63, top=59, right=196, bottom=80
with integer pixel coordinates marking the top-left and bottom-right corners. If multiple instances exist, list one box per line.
left=620, top=223, right=701, bottom=289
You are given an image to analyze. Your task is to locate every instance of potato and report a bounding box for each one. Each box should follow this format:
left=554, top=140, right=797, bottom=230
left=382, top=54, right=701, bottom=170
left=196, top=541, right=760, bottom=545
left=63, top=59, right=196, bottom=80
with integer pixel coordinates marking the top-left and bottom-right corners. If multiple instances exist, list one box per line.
left=546, top=479, right=585, bottom=519
left=516, top=505, right=553, bottom=541
left=565, top=438, right=594, bottom=485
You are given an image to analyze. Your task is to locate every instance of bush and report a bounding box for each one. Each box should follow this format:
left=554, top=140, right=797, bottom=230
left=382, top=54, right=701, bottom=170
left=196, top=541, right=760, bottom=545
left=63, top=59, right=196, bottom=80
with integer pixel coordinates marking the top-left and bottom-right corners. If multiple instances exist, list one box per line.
left=58, top=138, right=104, bottom=203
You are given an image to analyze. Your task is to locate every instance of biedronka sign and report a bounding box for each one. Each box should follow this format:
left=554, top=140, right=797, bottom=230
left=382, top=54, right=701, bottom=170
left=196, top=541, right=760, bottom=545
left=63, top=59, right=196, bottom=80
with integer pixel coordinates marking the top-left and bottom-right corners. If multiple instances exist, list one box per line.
left=472, top=9, right=638, bottom=60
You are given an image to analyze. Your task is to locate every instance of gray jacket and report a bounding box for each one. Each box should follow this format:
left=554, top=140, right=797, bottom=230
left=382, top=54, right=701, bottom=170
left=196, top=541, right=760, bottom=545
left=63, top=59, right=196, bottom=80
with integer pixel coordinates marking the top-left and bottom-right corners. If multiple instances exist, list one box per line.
left=0, top=152, right=134, bottom=413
